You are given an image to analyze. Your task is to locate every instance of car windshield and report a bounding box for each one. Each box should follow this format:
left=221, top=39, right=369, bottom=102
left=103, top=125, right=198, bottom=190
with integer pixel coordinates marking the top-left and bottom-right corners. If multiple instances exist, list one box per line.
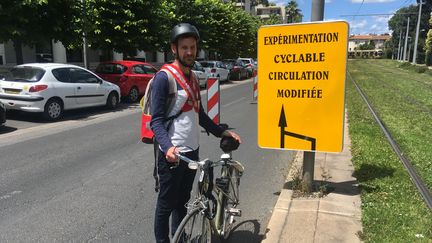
left=95, top=63, right=127, bottom=74
left=240, top=59, right=251, bottom=64
left=193, top=62, right=204, bottom=72
left=2, top=67, right=45, bottom=82
left=200, top=62, right=214, bottom=68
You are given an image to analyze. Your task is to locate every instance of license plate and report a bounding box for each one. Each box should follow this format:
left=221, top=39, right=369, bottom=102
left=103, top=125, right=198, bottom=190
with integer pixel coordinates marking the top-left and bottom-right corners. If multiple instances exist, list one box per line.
left=4, top=89, right=21, bottom=94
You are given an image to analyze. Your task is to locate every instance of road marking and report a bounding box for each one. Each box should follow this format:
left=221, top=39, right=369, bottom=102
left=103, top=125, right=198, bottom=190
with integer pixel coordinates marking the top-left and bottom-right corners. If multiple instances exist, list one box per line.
left=223, top=97, right=246, bottom=107
left=0, top=190, right=22, bottom=201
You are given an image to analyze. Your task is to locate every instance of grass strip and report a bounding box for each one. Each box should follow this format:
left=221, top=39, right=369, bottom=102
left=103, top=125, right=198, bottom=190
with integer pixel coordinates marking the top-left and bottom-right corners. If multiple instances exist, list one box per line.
left=346, top=59, right=432, bottom=242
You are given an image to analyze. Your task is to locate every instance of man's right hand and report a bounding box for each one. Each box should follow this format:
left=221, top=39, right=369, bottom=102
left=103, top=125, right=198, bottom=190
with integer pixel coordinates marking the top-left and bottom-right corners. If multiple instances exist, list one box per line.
left=166, top=146, right=180, bottom=163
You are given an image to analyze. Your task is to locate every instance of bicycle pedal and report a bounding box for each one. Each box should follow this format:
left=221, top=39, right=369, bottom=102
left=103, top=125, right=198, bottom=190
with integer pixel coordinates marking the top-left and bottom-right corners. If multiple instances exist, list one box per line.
left=227, top=208, right=242, bottom=217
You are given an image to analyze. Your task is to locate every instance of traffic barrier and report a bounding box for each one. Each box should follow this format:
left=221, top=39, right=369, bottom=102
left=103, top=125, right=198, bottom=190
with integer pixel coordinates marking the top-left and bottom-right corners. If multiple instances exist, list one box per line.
left=252, top=75, right=258, bottom=102
left=207, top=77, right=220, bottom=124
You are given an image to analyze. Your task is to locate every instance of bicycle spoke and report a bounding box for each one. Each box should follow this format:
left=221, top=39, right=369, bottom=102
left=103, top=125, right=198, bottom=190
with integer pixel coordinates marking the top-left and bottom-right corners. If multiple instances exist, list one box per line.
left=173, top=208, right=212, bottom=243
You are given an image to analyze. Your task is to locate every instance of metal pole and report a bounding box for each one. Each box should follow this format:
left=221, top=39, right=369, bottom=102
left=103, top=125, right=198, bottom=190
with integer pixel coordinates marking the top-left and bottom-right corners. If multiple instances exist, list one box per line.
left=412, top=0, right=423, bottom=64
left=311, top=0, right=324, bottom=21
left=301, top=0, right=324, bottom=192
left=397, top=31, right=402, bottom=60
left=82, top=0, right=88, bottom=69
left=403, top=17, right=410, bottom=62
left=408, top=40, right=412, bottom=60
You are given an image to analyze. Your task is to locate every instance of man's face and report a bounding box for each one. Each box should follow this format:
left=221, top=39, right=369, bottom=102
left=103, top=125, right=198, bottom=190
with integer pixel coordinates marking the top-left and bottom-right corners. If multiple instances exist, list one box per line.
left=172, top=36, right=197, bottom=67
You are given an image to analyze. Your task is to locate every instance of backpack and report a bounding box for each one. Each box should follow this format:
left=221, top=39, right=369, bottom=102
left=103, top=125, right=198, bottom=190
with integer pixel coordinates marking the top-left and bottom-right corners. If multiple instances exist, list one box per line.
left=140, top=66, right=179, bottom=144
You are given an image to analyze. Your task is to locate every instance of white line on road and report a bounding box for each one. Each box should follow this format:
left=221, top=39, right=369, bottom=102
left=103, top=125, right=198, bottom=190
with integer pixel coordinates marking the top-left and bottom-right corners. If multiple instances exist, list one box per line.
left=223, top=97, right=246, bottom=107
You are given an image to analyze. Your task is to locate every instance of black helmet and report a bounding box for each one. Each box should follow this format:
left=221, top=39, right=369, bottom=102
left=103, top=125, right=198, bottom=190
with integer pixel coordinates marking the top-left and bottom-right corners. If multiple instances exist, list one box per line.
left=170, top=23, right=200, bottom=43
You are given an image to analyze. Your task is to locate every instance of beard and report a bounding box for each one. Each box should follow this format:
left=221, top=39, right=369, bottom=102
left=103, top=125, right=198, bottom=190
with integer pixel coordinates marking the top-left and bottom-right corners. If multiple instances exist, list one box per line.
left=178, top=55, right=195, bottom=68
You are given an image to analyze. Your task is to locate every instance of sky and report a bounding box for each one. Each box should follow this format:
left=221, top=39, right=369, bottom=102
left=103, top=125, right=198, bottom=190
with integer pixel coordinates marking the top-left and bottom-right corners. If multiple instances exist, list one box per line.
left=269, top=0, right=420, bottom=35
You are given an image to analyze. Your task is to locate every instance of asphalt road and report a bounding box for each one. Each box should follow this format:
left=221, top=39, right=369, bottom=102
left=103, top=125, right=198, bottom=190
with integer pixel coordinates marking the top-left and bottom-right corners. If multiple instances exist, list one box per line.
left=0, top=79, right=295, bottom=242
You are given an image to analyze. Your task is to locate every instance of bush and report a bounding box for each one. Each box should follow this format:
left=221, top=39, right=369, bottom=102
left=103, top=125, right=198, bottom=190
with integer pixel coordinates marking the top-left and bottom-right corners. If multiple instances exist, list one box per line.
left=415, top=66, right=427, bottom=73
left=398, top=62, right=411, bottom=68
left=425, top=51, right=432, bottom=66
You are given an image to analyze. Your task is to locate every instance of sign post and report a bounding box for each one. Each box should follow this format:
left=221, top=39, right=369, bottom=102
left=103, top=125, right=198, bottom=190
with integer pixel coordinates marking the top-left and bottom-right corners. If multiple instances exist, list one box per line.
left=257, top=21, right=349, bottom=191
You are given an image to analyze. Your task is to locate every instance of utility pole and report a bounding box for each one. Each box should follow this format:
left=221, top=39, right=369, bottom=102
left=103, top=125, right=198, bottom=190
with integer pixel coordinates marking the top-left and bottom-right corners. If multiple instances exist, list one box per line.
left=403, top=17, right=410, bottom=62
left=301, top=0, right=324, bottom=193
left=397, top=31, right=402, bottom=60
left=412, top=0, right=424, bottom=64
left=82, top=0, right=88, bottom=69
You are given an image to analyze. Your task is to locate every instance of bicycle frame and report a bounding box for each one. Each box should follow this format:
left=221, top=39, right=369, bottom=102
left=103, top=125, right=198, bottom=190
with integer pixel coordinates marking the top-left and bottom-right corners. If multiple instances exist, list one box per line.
left=176, top=152, right=244, bottom=238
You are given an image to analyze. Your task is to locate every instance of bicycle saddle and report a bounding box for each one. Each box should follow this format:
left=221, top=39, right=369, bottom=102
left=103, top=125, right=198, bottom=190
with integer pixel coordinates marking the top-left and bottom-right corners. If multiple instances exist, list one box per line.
left=220, top=136, right=240, bottom=153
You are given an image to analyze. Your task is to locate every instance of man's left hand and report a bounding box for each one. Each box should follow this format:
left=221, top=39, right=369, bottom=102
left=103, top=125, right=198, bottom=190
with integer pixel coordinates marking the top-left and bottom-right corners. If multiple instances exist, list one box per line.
left=222, top=130, right=242, bottom=143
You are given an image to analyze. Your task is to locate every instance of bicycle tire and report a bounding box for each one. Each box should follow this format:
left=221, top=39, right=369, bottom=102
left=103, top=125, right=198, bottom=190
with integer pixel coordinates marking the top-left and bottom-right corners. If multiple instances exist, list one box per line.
left=172, top=207, right=212, bottom=243
left=220, top=165, right=241, bottom=239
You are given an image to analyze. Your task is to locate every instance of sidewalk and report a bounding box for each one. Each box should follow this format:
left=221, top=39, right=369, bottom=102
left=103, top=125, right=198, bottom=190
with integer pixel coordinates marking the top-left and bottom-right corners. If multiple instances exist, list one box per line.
left=262, top=119, right=363, bottom=243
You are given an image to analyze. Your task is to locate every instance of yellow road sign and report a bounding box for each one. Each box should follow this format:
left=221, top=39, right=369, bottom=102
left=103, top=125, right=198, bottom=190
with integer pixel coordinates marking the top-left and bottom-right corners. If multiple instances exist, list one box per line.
left=257, top=21, right=349, bottom=152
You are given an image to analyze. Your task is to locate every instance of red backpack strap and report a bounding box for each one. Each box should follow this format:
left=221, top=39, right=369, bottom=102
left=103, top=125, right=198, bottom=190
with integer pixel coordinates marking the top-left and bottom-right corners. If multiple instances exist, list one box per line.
left=162, top=64, right=200, bottom=112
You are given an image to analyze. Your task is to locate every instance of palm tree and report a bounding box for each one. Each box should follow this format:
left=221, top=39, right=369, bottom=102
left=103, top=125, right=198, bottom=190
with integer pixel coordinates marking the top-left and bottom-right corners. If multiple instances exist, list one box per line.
left=285, top=0, right=302, bottom=23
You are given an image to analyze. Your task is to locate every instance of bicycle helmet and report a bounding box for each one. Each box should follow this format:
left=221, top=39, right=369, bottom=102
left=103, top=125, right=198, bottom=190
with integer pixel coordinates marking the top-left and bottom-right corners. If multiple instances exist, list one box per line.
left=170, top=23, right=200, bottom=44
left=220, top=136, right=240, bottom=153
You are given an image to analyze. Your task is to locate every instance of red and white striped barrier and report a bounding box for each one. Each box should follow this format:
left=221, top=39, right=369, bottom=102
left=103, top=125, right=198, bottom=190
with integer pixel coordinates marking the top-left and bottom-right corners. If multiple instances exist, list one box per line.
left=252, top=75, right=258, bottom=102
left=207, top=77, right=220, bottom=124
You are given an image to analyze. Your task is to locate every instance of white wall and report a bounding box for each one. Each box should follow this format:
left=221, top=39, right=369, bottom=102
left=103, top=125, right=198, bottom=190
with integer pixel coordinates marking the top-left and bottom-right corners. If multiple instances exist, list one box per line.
left=52, top=41, right=67, bottom=63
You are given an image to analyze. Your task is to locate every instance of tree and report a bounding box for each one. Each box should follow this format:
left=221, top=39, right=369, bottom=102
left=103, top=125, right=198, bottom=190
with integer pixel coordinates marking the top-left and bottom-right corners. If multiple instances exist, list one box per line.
left=262, top=14, right=283, bottom=25
left=167, top=0, right=260, bottom=58
left=388, top=2, right=431, bottom=63
left=285, top=0, right=302, bottom=23
left=0, top=0, right=80, bottom=64
left=425, top=14, right=432, bottom=65
left=83, top=0, right=168, bottom=54
left=357, top=40, right=375, bottom=50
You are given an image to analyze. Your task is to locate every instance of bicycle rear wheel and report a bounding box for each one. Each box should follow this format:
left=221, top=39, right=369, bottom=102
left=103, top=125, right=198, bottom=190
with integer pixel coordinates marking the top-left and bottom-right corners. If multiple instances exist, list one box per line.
left=172, top=207, right=212, bottom=243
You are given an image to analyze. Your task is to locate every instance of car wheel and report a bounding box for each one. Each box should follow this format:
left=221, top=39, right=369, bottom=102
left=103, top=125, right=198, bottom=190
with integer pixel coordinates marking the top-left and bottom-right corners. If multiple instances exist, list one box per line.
left=127, top=87, right=139, bottom=103
left=106, top=92, right=119, bottom=109
left=43, top=98, right=63, bottom=121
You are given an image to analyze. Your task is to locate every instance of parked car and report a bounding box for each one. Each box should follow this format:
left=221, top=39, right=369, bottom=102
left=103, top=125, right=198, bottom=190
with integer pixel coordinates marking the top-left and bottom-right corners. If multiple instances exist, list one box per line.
left=222, top=59, right=249, bottom=80
left=36, top=53, right=54, bottom=63
left=192, top=61, right=208, bottom=88
left=0, top=63, right=120, bottom=121
left=0, top=101, right=5, bottom=126
left=95, top=60, right=157, bottom=102
left=199, top=60, right=230, bottom=82
left=237, top=57, right=257, bottom=77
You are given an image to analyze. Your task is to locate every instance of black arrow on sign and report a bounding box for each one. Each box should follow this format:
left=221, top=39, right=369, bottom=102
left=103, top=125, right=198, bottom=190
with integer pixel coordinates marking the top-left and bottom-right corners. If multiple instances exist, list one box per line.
left=278, top=105, right=317, bottom=150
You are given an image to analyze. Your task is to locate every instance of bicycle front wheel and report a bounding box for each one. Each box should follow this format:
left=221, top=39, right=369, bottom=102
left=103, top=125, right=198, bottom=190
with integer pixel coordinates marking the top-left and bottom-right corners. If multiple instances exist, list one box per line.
left=172, top=207, right=212, bottom=243
left=219, top=165, right=242, bottom=239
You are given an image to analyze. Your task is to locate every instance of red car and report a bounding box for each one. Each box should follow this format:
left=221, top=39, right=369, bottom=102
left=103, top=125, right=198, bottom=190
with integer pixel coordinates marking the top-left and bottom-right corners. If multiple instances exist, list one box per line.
left=95, top=61, right=158, bottom=102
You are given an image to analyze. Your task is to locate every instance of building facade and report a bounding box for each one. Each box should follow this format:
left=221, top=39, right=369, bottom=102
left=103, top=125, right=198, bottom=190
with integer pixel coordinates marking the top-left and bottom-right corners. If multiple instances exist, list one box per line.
left=348, top=34, right=391, bottom=51
left=252, top=4, right=286, bottom=23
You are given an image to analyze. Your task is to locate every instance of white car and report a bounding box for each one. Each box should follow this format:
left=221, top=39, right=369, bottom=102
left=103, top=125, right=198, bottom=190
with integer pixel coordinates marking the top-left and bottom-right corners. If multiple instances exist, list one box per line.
left=192, top=61, right=208, bottom=88
left=199, top=61, right=230, bottom=82
left=0, top=63, right=121, bottom=121
left=237, top=57, right=257, bottom=75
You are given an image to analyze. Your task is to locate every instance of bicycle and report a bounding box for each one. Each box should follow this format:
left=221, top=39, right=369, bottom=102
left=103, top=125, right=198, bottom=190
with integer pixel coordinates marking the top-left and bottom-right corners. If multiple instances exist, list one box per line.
left=171, top=137, right=245, bottom=243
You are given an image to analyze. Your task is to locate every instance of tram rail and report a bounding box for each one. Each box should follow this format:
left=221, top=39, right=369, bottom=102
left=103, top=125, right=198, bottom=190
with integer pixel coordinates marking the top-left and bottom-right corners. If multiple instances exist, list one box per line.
left=347, top=71, right=432, bottom=209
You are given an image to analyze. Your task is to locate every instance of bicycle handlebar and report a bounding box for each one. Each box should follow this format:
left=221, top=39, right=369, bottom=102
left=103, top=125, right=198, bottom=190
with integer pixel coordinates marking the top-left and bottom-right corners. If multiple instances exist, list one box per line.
left=174, top=152, right=230, bottom=170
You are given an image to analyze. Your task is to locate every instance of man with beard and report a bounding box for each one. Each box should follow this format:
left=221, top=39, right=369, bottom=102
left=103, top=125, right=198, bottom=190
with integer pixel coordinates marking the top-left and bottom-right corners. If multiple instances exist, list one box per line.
left=150, top=23, right=241, bottom=243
